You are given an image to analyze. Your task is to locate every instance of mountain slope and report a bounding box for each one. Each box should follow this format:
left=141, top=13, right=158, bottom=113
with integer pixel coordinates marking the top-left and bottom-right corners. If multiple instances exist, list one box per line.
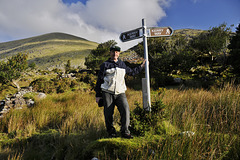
left=0, top=29, right=204, bottom=70
left=0, top=32, right=98, bottom=70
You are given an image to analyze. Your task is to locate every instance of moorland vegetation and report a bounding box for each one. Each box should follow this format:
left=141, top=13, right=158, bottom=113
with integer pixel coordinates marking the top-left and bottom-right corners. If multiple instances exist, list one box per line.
left=0, top=23, right=239, bottom=159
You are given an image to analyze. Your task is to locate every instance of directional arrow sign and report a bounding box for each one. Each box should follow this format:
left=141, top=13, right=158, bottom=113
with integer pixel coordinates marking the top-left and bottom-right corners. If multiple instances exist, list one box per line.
left=147, top=27, right=173, bottom=37
left=119, top=27, right=143, bottom=42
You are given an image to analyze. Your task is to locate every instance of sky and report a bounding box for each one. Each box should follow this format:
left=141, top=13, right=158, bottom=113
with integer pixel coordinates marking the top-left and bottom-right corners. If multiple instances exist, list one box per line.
left=0, top=0, right=239, bottom=50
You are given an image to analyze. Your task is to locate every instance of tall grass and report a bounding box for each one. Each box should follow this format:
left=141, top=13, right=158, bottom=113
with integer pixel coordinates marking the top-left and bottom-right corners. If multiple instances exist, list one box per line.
left=0, top=91, right=106, bottom=137
left=0, top=84, right=239, bottom=159
left=163, top=84, right=240, bottom=134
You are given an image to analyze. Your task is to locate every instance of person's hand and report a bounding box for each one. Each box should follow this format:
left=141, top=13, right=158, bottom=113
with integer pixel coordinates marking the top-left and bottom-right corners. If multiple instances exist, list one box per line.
left=141, top=59, right=148, bottom=68
left=96, top=97, right=102, bottom=103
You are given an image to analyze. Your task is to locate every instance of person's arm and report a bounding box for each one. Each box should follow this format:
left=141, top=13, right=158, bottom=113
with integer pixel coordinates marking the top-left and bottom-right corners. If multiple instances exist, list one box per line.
left=141, top=59, right=146, bottom=68
left=125, top=59, right=146, bottom=76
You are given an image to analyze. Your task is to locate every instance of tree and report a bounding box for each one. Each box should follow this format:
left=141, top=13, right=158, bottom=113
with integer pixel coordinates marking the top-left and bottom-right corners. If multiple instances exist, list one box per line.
left=134, top=35, right=195, bottom=74
left=188, top=24, right=234, bottom=87
left=191, top=23, right=231, bottom=66
left=0, top=53, right=28, bottom=90
left=28, top=62, right=36, bottom=70
left=228, top=23, right=240, bottom=74
left=85, top=40, right=117, bottom=71
left=65, top=60, right=71, bottom=74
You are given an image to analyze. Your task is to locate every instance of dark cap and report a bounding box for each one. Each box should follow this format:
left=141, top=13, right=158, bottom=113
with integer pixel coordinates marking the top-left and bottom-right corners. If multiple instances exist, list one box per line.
left=110, top=45, right=121, bottom=52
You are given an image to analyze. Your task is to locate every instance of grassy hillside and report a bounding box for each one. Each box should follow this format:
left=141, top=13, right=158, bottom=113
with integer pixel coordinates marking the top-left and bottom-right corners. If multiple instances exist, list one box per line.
left=0, top=84, right=239, bottom=159
left=0, top=29, right=204, bottom=70
left=0, top=32, right=98, bottom=70
left=174, top=28, right=205, bottom=38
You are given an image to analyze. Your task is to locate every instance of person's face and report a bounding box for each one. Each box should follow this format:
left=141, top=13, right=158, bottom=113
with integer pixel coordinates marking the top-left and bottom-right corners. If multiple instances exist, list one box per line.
left=110, top=50, right=120, bottom=61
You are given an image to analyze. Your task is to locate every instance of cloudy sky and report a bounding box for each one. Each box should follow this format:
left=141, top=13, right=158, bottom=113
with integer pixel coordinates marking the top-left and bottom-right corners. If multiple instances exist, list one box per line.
left=0, top=0, right=239, bottom=50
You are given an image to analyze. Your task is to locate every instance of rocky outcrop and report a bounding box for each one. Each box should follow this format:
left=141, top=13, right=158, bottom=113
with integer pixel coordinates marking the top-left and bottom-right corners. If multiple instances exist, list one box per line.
left=120, top=51, right=144, bottom=63
left=0, top=87, right=46, bottom=118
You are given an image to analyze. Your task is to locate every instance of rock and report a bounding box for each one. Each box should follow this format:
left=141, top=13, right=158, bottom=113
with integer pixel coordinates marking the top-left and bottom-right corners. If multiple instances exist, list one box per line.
left=5, top=101, right=14, bottom=108
left=180, top=131, right=195, bottom=137
left=0, top=100, right=5, bottom=106
left=1, top=108, right=9, bottom=114
left=26, top=99, right=35, bottom=107
left=38, top=93, right=47, bottom=99
left=13, top=98, right=26, bottom=108
left=28, top=86, right=33, bottom=92
left=0, top=85, right=48, bottom=118
left=15, top=92, right=22, bottom=98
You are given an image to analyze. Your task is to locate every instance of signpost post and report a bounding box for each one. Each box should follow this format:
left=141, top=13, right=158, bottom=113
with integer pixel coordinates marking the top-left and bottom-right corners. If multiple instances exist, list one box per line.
left=120, top=19, right=173, bottom=111
left=142, top=19, right=151, bottom=111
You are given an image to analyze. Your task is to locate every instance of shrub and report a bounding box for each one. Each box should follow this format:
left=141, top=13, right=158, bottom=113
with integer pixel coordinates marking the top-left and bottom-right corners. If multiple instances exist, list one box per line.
left=30, top=77, right=80, bottom=94
left=130, top=100, right=169, bottom=136
left=51, top=68, right=63, bottom=74
left=30, top=77, right=55, bottom=93
left=76, top=72, right=97, bottom=89
left=56, top=78, right=72, bottom=93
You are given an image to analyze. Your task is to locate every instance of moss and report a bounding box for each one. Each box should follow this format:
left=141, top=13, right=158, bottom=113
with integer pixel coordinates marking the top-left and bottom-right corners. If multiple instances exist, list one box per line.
left=22, top=92, right=38, bottom=100
left=82, top=134, right=170, bottom=160
left=83, top=137, right=146, bottom=159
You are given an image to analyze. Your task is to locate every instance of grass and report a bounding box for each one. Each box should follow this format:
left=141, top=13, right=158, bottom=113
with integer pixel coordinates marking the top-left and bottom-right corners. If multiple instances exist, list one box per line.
left=0, top=84, right=240, bottom=159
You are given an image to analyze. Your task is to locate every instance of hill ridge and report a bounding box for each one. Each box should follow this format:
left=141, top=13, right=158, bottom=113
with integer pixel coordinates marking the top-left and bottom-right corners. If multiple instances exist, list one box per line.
left=0, top=29, right=204, bottom=70
left=0, top=32, right=98, bottom=70
left=0, top=32, right=90, bottom=50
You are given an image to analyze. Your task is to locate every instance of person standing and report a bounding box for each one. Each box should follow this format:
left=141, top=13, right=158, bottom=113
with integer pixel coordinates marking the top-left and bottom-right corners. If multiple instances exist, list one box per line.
left=95, top=45, right=146, bottom=139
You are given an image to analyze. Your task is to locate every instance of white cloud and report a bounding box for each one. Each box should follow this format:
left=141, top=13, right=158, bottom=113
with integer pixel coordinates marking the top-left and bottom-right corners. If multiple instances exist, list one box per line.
left=190, top=0, right=203, bottom=4
left=0, top=0, right=171, bottom=50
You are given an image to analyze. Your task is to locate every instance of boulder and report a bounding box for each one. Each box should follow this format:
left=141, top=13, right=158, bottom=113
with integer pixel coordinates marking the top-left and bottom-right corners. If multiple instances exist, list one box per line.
left=26, top=99, right=35, bottom=107
left=38, top=92, right=47, bottom=99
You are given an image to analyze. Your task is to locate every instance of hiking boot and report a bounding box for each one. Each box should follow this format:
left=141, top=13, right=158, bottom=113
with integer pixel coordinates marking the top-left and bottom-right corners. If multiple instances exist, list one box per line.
left=121, top=133, right=133, bottom=139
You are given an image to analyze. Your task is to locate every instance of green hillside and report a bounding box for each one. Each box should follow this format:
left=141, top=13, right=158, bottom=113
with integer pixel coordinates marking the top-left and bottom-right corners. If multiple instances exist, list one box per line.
left=174, top=28, right=204, bottom=37
left=0, top=32, right=98, bottom=70
left=0, top=29, right=204, bottom=70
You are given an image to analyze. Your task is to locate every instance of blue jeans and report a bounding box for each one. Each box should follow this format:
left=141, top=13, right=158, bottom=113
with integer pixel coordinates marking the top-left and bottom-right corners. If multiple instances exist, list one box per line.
left=102, top=91, right=130, bottom=135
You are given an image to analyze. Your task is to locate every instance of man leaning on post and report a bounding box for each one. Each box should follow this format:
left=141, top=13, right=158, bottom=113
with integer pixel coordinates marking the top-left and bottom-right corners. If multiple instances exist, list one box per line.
left=95, top=45, right=146, bottom=139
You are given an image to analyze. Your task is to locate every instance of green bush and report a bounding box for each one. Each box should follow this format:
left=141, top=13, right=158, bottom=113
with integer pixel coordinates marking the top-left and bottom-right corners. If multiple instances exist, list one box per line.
left=76, top=72, right=96, bottom=89
left=70, top=79, right=78, bottom=88
left=130, top=100, right=169, bottom=136
left=56, top=78, right=72, bottom=93
left=30, top=77, right=55, bottom=93
left=51, top=68, right=63, bottom=74
left=30, top=77, right=81, bottom=94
